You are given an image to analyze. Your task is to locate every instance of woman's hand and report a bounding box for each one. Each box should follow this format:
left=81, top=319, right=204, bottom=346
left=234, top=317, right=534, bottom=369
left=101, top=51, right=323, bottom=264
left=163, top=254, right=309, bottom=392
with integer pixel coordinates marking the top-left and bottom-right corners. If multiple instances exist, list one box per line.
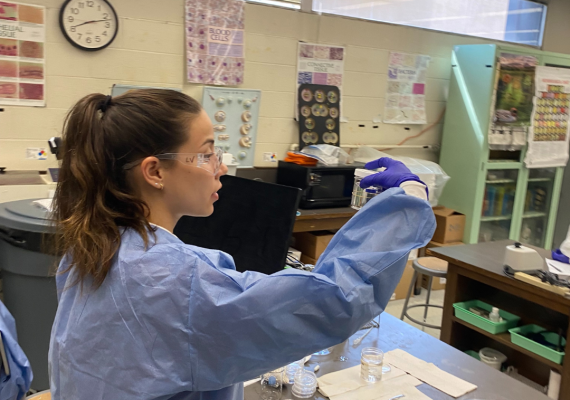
left=360, top=157, right=423, bottom=189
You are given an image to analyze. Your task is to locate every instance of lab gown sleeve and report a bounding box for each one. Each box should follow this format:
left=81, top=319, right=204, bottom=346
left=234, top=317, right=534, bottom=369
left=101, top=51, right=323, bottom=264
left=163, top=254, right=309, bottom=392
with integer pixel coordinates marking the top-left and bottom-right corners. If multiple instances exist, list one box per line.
left=180, top=188, right=435, bottom=392
left=0, top=302, right=32, bottom=400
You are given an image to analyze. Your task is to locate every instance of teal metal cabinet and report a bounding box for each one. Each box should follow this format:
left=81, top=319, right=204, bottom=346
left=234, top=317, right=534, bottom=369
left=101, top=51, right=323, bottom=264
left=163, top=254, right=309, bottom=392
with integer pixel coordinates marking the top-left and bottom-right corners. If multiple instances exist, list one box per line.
left=439, top=44, right=569, bottom=249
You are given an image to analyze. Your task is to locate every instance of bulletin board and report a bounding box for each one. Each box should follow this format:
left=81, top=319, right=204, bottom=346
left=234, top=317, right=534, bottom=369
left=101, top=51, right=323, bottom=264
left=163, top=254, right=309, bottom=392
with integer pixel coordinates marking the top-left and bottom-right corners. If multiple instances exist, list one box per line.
left=202, top=86, right=261, bottom=168
left=0, top=1, right=46, bottom=107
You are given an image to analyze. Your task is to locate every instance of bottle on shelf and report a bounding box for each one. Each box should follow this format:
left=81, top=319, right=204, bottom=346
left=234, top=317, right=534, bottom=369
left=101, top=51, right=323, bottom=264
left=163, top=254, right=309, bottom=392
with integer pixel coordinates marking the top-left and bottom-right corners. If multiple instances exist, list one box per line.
left=489, top=307, right=502, bottom=323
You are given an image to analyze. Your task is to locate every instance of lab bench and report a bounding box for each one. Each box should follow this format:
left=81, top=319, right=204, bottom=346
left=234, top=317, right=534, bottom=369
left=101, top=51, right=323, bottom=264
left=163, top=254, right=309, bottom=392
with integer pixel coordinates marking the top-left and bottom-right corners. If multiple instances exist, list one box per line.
left=429, top=240, right=569, bottom=398
left=244, top=312, right=548, bottom=400
left=293, top=207, right=356, bottom=233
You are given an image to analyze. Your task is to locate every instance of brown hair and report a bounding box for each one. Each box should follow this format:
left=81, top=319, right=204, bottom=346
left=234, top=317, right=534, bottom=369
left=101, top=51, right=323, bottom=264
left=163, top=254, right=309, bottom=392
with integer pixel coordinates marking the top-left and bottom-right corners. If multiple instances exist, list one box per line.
left=52, top=89, right=202, bottom=289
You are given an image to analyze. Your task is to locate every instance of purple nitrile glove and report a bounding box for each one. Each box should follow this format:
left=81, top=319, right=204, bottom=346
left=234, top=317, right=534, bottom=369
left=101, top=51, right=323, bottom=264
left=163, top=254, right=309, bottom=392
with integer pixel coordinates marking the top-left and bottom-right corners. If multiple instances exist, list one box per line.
left=552, top=249, right=570, bottom=264
left=360, top=157, right=425, bottom=189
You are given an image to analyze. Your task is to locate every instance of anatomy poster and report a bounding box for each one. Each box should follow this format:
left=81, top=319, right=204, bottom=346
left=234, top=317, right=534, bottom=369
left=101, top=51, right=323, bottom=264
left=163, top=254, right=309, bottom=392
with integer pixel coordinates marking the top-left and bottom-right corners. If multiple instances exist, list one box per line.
left=488, top=53, right=537, bottom=150
left=383, top=52, right=430, bottom=124
left=297, top=43, right=344, bottom=87
left=525, top=66, right=570, bottom=168
left=0, top=1, right=45, bottom=106
left=185, top=0, right=245, bottom=85
left=296, top=42, right=345, bottom=119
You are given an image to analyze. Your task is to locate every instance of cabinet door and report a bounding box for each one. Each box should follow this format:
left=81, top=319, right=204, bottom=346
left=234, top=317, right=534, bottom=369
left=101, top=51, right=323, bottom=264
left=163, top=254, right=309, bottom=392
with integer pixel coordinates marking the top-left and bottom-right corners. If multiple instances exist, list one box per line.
left=479, top=170, right=519, bottom=242
left=519, top=168, right=556, bottom=247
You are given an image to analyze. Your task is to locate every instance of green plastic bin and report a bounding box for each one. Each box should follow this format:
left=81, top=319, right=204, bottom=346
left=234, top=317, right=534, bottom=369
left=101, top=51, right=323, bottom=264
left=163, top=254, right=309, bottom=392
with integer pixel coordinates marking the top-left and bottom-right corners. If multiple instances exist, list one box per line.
left=464, top=350, right=481, bottom=360
left=453, top=300, right=520, bottom=334
left=509, top=325, right=566, bottom=365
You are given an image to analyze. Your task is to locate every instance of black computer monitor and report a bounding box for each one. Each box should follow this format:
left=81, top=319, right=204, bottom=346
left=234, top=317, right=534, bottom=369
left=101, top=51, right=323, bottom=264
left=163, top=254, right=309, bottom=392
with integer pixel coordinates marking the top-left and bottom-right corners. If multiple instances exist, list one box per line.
left=174, top=175, right=301, bottom=275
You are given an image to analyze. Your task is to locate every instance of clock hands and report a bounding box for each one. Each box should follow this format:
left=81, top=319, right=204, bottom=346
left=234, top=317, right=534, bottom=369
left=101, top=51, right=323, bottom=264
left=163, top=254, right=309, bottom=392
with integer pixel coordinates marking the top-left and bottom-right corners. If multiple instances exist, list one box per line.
left=72, top=19, right=108, bottom=28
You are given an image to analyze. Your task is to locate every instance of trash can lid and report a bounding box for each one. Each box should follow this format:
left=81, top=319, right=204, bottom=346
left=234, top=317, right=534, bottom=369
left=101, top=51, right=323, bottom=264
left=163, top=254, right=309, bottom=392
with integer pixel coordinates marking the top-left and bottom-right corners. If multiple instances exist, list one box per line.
left=0, top=199, right=55, bottom=233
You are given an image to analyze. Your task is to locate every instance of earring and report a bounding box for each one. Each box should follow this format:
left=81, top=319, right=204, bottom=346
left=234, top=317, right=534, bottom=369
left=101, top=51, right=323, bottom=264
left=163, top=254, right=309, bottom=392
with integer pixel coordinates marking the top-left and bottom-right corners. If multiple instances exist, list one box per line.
left=155, top=182, right=164, bottom=190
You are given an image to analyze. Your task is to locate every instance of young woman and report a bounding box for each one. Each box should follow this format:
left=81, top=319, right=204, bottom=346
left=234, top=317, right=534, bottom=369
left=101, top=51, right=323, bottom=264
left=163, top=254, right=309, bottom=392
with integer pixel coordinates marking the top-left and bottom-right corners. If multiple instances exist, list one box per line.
left=49, top=89, right=435, bottom=400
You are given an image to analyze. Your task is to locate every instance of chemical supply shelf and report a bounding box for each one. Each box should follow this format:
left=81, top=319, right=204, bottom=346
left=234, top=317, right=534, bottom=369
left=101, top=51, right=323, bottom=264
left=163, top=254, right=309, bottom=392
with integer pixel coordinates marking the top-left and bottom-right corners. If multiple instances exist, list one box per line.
left=451, top=316, right=563, bottom=372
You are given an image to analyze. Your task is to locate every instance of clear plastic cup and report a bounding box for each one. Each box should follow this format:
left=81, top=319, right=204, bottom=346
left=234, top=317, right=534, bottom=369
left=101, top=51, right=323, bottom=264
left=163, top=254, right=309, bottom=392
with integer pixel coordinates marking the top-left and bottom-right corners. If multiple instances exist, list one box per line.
left=261, top=367, right=284, bottom=400
left=360, top=347, right=384, bottom=383
left=292, top=369, right=317, bottom=398
left=284, top=361, right=303, bottom=384
left=351, top=169, right=381, bottom=210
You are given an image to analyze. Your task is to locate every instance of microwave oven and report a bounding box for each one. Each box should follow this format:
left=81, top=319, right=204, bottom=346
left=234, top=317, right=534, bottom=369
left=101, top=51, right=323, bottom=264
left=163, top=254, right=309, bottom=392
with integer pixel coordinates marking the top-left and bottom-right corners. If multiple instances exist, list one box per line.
left=276, top=161, right=365, bottom=209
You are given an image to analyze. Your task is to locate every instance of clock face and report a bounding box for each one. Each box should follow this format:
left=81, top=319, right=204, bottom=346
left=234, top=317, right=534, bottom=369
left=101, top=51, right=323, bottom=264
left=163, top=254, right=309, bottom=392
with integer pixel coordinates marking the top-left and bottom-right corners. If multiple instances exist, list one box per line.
left=59, top=0, right=118, bottom=51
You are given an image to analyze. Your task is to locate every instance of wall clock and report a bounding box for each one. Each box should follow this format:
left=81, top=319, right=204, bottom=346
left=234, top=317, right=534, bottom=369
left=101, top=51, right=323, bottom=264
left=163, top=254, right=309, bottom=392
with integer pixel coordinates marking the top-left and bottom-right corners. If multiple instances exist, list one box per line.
left=59, top=0, right=118, bottom=51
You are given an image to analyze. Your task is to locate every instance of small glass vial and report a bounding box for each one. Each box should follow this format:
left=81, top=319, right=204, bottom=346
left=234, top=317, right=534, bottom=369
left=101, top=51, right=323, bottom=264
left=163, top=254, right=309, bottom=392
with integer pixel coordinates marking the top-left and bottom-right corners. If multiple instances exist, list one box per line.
left=360, top=347, right=384, bottom=383
left=351, top=169, right=381, bottom=210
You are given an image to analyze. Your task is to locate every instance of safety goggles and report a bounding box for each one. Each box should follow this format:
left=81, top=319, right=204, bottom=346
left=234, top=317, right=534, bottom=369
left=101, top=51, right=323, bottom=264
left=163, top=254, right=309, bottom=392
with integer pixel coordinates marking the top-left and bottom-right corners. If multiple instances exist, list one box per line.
left=123, top=147, right=224, bottom=175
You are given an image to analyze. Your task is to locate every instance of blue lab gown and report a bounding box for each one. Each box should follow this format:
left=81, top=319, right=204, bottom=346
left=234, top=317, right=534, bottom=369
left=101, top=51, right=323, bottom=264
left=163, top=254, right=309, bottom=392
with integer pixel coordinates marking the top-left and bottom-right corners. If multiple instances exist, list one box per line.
left=0, top=301, right=32, bottom=400
left=49, top=188, right=435, bottom=400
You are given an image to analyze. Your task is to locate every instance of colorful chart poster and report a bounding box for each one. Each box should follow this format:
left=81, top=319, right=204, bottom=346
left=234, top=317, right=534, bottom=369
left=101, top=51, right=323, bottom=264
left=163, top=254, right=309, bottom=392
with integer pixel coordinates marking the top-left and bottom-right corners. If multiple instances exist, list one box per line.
left=525, top=66, right=570, bottom=168
left=297, top=43, right=344, bottom=87
left=185, top=0, right=245, bottom=85
left=0, top=1, right=46, bottom=107
left=488, top=54, right=537, bottom=150
left=296, top=42, right=345, bottom=119
left=383, top=52, right=430, bottom=124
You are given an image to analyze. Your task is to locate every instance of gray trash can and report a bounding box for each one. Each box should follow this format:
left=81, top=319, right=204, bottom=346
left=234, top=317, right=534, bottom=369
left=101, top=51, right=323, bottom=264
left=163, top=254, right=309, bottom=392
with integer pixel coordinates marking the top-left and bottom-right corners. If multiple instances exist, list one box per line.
left=0, top=199, right=59, bottom=391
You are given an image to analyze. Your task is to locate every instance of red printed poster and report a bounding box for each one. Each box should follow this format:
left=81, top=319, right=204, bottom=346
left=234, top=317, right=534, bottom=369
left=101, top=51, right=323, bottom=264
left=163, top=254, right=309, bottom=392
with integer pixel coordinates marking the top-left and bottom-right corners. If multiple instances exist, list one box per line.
left=185, top=0, right=245, bottom=85
left=0, top=1, right=46, bottom=107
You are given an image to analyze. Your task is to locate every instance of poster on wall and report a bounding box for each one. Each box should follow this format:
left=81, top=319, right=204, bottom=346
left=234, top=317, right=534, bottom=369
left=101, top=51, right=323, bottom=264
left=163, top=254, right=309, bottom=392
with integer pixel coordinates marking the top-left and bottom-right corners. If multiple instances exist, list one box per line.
left=296, top=42, right=345, bottom=119
left=0, top=1, right=46, bottom=107
left=185, top=0, right=245, bottom=85
left=383, top=52, right=430, bottom=124
left=297, top=42, right=344, bottom=88
left=488, top=53, right=538, bottom=150
left=524, top=66, right=570, bottom=168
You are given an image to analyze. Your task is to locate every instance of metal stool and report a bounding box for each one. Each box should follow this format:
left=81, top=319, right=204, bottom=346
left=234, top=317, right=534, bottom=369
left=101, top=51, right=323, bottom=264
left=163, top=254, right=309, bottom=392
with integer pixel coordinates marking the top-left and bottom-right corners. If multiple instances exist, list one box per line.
left=400, top=257, right=448, bottom=329
left=27, top=390, right=51, bottom=400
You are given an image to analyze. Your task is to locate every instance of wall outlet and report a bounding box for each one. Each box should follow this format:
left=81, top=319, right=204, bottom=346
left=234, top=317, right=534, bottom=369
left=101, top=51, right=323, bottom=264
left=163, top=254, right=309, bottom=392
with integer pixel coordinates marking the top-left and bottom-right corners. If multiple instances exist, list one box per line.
left=263, top=152, right=277, bottom=162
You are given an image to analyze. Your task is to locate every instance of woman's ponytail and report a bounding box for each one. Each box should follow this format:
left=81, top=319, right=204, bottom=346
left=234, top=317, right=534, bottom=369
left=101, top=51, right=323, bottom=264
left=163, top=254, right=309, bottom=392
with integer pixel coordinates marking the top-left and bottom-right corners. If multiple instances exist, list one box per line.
left=52, top=89, right=201, bottom=290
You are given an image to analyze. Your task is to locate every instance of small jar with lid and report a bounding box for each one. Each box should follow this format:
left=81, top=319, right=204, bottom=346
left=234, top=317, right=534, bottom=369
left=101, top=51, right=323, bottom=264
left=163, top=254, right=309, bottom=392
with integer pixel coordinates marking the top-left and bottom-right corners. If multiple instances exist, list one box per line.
left=351, top=169, right=382, bottom=210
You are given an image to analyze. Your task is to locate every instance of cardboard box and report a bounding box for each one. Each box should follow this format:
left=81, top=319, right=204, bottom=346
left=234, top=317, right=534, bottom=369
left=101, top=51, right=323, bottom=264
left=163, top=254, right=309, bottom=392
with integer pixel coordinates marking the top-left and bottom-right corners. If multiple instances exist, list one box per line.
left=391, top=260, right=415, bottom=301
left=421, top=275, right=447, bottom=291
left=432, top=207, right=466, bottom=243
left=301, top=254, right=317, bottom=266
left=293, top=231, right=334, bottom=259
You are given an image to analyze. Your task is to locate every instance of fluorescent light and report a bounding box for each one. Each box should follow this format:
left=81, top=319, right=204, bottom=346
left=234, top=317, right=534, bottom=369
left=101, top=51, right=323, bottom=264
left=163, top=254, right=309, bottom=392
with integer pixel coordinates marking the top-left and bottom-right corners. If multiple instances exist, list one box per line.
left=248, top=0, right=300, bottom=9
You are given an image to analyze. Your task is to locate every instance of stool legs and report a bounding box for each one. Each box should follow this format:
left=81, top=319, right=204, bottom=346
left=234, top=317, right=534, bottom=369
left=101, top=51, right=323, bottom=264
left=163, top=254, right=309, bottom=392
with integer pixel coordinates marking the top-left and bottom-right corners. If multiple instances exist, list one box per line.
left=424, top=276, right=433, bottom=322
left=400, top=271, right=418, bottom=320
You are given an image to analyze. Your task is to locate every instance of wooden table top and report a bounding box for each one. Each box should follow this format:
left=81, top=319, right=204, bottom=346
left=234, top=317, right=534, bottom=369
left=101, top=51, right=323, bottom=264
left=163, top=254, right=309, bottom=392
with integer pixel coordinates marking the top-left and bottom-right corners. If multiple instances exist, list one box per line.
left=296, top=207, right=357, bottom=221
left=429, top=240, right=570, bottom=311
left=428, top=240, right=550, bottom=276
left=244, top=313, right=549, bottom=400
